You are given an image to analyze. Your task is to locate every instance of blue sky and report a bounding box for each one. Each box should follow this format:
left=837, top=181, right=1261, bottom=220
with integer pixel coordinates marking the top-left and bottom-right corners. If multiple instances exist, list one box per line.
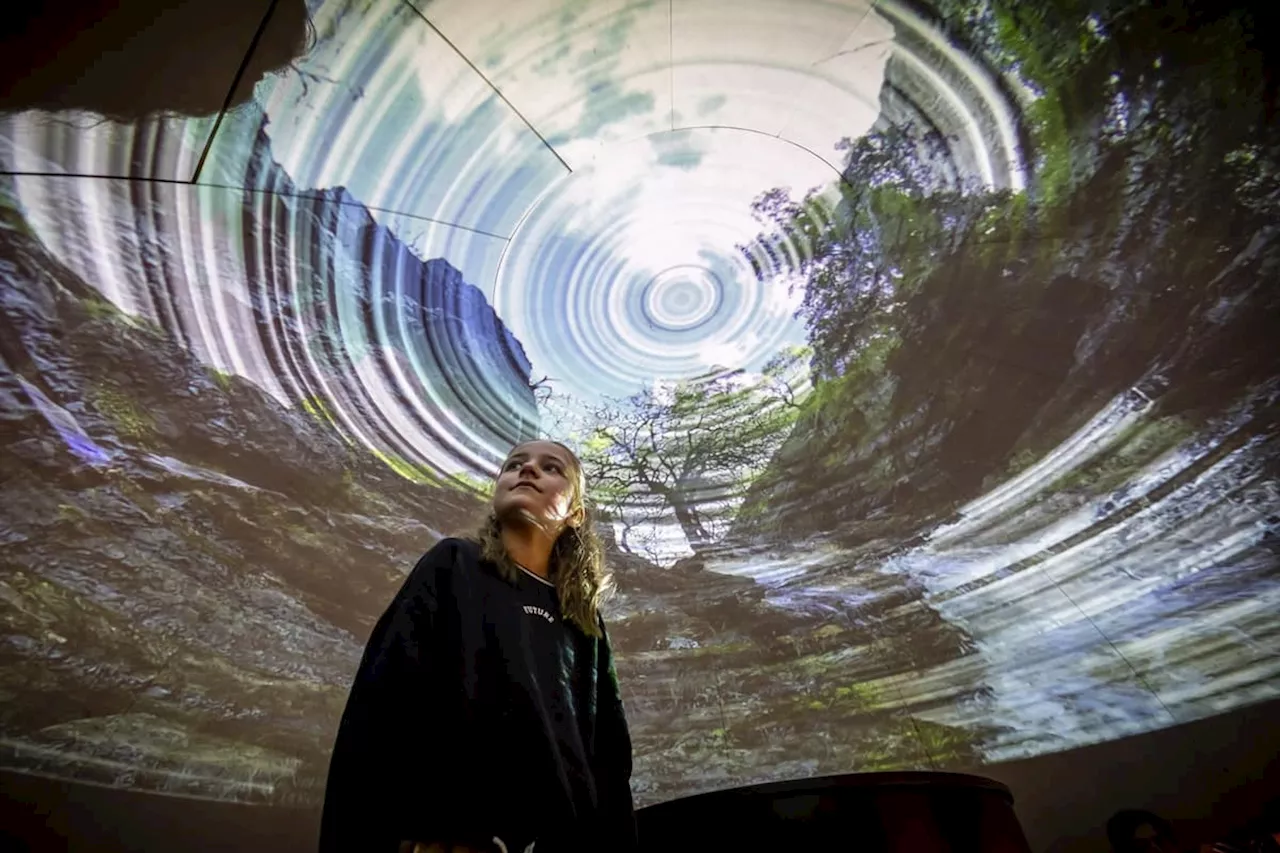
left=1, top=0, right=1030, bottom=472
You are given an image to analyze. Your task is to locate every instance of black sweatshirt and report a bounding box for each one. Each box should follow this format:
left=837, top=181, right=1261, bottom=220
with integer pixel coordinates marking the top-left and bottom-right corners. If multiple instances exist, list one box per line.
left=318, top=538, right=638, bottom=853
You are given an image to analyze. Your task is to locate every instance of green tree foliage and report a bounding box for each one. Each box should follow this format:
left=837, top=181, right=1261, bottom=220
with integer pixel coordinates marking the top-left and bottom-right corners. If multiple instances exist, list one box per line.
left=738, top=0, right=1278, bottom=542
left=746, top=124, right=1014, bottom=381
left=930, top=0, right=1278, bottom=207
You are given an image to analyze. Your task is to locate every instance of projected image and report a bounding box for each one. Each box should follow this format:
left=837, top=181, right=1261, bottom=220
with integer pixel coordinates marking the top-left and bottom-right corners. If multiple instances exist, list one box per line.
left=1, top=0, right=1277, bottom=809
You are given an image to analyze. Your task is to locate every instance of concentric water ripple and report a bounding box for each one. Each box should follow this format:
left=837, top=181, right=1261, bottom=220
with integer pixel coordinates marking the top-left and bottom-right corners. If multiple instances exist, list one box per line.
left=643, top=266, right=723, bottom=331
left=494, top=129, right=847, bottom=400
left=0, top=0, right=1025, bottom=460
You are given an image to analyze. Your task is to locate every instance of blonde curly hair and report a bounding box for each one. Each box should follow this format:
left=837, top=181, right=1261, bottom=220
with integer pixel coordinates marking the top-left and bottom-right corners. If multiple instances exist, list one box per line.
left=466, top=441, right=613, bottom=637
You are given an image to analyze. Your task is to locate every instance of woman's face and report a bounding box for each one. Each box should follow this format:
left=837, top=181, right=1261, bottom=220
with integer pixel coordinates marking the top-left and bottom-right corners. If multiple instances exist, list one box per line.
left=492, top=441, right=581, bottom=534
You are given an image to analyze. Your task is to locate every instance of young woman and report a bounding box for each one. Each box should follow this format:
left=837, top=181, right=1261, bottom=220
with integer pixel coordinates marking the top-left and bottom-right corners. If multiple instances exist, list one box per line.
left=318, top=440, right=637, bottom=853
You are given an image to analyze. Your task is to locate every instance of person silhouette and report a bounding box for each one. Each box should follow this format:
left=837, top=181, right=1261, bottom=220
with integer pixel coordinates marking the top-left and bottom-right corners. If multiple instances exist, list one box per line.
left=319, top=440, right=638, bottom=853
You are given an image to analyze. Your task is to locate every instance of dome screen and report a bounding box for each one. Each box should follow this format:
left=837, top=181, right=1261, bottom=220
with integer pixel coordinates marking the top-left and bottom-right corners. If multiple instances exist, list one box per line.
left=0, top=0, right=1276, bottom=809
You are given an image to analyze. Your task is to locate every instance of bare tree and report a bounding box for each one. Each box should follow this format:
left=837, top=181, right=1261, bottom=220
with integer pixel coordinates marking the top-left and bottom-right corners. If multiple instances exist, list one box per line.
left=569, top=360, right=807, bottom=556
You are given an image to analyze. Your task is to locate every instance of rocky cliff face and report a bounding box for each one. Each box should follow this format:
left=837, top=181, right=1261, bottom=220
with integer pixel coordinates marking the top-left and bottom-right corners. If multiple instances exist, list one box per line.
left=735, top=0, right=1280, bottom=553
left=7, top=118, right=540, bottom=473
left=0, top=169, right=981, bottom=809
left=0, top=171, right=528, bottom=803
left=726, top=0, right=1279, bottom=768
left=607, top=547, right=987, bottom=801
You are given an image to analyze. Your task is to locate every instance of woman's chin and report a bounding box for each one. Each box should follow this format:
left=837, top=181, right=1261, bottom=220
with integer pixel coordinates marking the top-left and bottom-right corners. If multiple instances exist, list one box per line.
left=498, top=509, right=573, bottom=542
left=495, top=504, right=548, bottom=528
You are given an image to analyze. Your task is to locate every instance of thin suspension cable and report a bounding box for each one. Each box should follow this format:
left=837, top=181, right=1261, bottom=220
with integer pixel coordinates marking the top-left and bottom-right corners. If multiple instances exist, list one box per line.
left=0, top=170, right=512, bottom=240
left=190, top=0, right=284, bottom=184
left=400, top=0, right=572, bottom=174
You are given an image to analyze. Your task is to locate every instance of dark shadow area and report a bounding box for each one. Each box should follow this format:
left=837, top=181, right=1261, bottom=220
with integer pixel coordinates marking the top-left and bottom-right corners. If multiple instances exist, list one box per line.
left=0, top=0, right=312, bottom=122
left=638, top=771, right=1031, bottom=852
left=967, top=697, right=1280, bottom=853
left=0, top=697, right=1275, bottom=851
left=0, top=770, right=321, bottom=852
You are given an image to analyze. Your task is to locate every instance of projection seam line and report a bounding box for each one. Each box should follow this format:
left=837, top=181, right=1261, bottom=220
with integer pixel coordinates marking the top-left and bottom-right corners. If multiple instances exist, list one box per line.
left=773, top=4, right=879, bottom=140
left=878, top=673, right=944, bottom=769
left=815, top=38, right=895, bottom=65
left=190, top=0, right=285, bottom=185
left=400, top=0, right=572, bottom=174
left=903, top=714, right=943, bottom=770
left=0, top=171, right=511, bottom=240
left=669, top=0, right=674, bottom=132
left=1040, top=565, right=1179, bottom=724
left=672, top=124, right=850, bottom=190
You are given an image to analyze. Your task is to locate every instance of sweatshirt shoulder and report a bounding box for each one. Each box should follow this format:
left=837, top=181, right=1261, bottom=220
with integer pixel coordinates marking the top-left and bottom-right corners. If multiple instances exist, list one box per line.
left=443, top=536, right=481, bottom=559
left=408, top=537, right=485, bottom=583
left=415, top=537, right=477, bottom=565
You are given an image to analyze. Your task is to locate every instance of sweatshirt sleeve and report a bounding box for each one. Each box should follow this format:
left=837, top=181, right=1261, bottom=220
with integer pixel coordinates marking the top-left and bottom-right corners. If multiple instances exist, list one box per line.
left=594, top=615, right=639, bottom=851
left=317, top=541, right=449, bottom=853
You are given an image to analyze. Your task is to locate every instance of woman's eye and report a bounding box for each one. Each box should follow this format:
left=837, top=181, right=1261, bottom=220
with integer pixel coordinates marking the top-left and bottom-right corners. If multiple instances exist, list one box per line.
left=546, top=463, right=562, bottom=474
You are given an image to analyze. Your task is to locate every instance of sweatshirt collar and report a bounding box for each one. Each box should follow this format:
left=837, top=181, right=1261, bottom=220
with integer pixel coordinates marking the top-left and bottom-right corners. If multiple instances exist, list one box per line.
left=514, top=561, right=554, bottom=587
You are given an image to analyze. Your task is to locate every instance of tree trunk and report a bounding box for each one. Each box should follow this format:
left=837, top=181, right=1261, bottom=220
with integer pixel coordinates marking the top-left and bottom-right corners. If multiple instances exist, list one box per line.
left=670, top=495, right=711, bottom=552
